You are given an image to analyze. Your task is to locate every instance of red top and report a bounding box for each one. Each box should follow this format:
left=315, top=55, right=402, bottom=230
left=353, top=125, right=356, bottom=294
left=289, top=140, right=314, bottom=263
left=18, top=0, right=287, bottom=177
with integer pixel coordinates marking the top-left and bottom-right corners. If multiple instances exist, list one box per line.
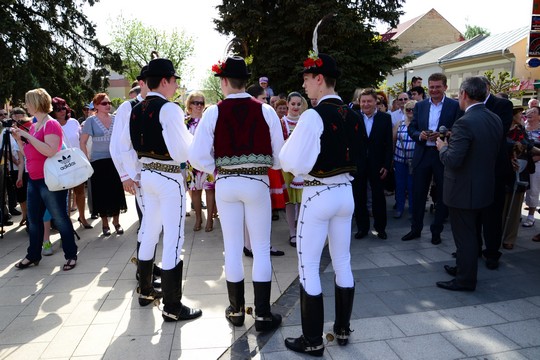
left=25, top=119, right=63, bottom=180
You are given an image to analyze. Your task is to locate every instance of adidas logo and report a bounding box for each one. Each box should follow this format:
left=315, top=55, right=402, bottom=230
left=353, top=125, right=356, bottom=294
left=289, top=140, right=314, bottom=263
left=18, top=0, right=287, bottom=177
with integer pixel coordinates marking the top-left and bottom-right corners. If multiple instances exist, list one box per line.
left=57, top=155, right=71, bottom=165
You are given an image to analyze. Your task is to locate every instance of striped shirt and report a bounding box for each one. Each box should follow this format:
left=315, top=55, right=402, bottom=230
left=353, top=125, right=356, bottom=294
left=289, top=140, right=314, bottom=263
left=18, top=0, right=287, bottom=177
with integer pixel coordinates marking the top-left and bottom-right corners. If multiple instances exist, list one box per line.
left=394, top=121, right=415, bottom=163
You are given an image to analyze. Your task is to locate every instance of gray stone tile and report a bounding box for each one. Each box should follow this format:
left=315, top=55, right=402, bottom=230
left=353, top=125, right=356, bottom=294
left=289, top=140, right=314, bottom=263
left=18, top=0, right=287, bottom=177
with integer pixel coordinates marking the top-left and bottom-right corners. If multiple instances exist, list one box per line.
left=0, top=313, right=66, bottom=345
left=352, top=293, right=395, bottom=319
left=493, top=319, right=540, bottom=347
left=40, top=325, right=88, bottom=359
left=527, top=296, right=540, bottom=307
left=72, top=323, right=117, bottom=356
left=103, top=334, right=173, bottom=360
left=485, top=299, right=540, bottom=321
left=0, top=305, right=24, bottom=332
left=377, top=290, right=433, bottom=314
left=440, top=305, right=507, bottom=329
left=476, top=350, right=530, bottom=359
left=519, top=346, right=540, bottom=359
left=326, top=340, right=400, bottom=360
left=391, top=250, right=432, bottom=265
left=350, top=317, right=404, bottom=342
left=441, top=327, right=520, bottom=356
left=0, top=342, right=48, bottom=360
left=387, top=333, right=465, bottom=360
left=417, top=248, right=455, bottom=262
left=172, top=347, right=228, bottom=360
left=364, top=253, right=406, bottom=268
left=362, top=275, right=412, bottom=292
left=389, top=310, right=458, bottom=336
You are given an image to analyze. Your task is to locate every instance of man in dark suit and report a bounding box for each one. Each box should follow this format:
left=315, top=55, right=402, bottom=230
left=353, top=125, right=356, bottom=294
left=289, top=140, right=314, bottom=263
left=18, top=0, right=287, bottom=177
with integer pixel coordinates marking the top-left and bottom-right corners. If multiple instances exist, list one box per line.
left=476, top=78, right=513, bottom=269
left=435, top=76, right=503, bottom=291
left=402, top=73, right=462, bottom=245
left=353, top=88, right=393, bottom=240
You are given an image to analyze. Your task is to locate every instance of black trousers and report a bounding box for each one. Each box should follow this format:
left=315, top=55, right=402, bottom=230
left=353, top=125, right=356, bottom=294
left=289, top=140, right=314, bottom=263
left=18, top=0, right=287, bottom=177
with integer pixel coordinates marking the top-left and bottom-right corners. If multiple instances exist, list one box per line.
left=411, top=148, right=448, bottom=235
left=476, top=178, right=504, bottom=260
left=352, top=171, right=386, bottom=233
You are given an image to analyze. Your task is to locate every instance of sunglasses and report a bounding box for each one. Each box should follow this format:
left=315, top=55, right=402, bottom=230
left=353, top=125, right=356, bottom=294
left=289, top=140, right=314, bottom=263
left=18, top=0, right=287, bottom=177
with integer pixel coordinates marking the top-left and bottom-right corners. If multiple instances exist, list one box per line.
left=100, top=101, right=112, bottom=106
left=54, top=106, right=67, bottom=111
left=398, top=98, right=408, bottom=101
left=0, top=112, right=7, bottom=116
left=191, top=101, right=204, bottom=106
left=405, top=108, right=414, bottom=112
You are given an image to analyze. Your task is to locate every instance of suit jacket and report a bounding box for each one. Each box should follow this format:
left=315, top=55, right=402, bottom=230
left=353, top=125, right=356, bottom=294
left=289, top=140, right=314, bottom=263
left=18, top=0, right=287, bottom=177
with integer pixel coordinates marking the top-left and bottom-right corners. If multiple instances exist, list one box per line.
left=485, top=94, right=514, bottom=177
left=408, top=96, right=462, bottom=168
left=440, top=104, right=503, bottom=209
left=357, top=110, right=393, bottom=176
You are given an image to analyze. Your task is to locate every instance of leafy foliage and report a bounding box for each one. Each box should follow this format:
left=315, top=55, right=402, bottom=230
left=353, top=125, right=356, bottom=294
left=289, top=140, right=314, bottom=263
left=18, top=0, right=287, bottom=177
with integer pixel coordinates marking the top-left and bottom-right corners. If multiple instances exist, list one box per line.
left=0, top=0, right=122, bottom=113
left=483, top=69, right=523, bottom=97
left=109, top=16, right=194, bottom=84
left=215, top=0, right=410, bottom=102
left=202, top=72, right=224, bottom=104
left=464, top=24, right=490, bottom=40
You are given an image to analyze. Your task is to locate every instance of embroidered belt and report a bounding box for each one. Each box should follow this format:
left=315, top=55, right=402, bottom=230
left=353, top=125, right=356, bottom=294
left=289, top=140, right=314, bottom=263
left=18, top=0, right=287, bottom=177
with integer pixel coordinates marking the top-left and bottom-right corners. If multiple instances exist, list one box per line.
left=304, top=179, right=324, bottom=187
left=142, top=162, right=181, bottom=173
left=218, top=166, right=269, bottom=176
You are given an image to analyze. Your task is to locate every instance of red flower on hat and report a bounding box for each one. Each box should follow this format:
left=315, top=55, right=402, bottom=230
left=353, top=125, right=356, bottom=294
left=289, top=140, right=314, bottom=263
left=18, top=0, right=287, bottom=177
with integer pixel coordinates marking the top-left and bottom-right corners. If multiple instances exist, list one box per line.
left=212, top=60, right=226, bottom=75
left=303, top=50, right=323, bottom=70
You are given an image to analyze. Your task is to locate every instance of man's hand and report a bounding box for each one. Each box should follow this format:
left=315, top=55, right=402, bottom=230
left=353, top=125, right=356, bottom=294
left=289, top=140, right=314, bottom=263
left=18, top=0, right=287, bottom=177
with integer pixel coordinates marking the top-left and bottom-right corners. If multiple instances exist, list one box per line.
left=122, top=178, right=139, bottom=195
left=436, top=137, right=448, bottom=151
left=379, top=167, right=388, bottom=180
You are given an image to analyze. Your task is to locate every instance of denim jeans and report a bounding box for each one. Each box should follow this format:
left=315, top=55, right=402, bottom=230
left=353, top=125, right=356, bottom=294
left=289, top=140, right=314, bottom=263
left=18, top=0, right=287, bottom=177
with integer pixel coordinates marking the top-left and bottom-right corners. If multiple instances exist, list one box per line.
left=26, top=178, right=77, bottom=261
left=394, top=160, right=413, bottom=214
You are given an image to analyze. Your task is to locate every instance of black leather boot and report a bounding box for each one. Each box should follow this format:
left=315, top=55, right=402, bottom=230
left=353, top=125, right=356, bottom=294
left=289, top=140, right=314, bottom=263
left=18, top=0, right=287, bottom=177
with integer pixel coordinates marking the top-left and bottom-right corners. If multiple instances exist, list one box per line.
left=135, top=243, right=161, bottom=288
left=285, top=285, right=324, bottom=357
left=253, top=281, right=282, bottom=332
left=161, top=261, right=202, bottom=322
left=137, top=259, right=162, bottom=306
left=333, top=283, right=355, bottom=346
left=225, top=280, right=245, bottom=326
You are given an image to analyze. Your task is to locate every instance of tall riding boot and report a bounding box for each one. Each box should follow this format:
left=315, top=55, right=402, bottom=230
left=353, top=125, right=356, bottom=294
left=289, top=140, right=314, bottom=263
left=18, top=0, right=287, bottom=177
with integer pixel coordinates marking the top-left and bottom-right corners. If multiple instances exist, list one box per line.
left=334, top=283, right=355, bottom=346
left=152, top=244, right=162, bottom=278
left=135, top=243, right=161, bottom=288
left=253, top=281, right=282, bottom=332
left=285, top=285, right=325, bottom=357
left=137, top=259, right=162, bottom=306
left=161, top=260, right=202, bottom=322
left=225, top=280, right=245, bottom=326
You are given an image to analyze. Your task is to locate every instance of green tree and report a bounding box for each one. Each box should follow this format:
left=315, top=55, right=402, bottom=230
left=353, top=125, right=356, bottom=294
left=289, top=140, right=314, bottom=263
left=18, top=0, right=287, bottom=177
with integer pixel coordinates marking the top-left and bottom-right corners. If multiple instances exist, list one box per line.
left=109, top=16, right=195, bottom=84
left=483, top=69, right=522, bottom=97
left=215, top=0, right=410, bottom=102
left=0, top=0, right=122, bottom=112
left=202, top=72, right=224, bottom=104
left=464, top=24, right=490, bottom=39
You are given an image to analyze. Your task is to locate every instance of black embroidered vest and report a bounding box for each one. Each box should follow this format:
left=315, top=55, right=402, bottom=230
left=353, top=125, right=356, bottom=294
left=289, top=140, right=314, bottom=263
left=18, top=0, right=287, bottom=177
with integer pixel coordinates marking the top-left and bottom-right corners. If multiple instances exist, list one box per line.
left=130, top=95, right=172, bottom=160
left=309, top=98, right=360, bottom=178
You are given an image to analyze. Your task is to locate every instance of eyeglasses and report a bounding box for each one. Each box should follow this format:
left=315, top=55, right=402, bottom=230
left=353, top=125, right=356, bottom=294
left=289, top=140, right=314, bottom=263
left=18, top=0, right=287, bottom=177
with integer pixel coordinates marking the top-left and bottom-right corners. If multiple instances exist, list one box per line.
left=405, top=108, right=414, bottom=113
left=54, top=106, right=67, bottom=112
left=0, top=112, right=7, bottom=116
left=398, top=98, right=408, bottom=101
left=100, top=101, right=112, bottom=106
left=191, top=101, right=204, bottom=106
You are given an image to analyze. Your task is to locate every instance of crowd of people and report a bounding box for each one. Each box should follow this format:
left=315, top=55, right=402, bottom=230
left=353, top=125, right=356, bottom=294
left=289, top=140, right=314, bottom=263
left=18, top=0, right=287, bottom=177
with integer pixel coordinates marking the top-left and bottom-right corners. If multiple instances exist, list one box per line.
left=2, top=51, right=540, bottom=357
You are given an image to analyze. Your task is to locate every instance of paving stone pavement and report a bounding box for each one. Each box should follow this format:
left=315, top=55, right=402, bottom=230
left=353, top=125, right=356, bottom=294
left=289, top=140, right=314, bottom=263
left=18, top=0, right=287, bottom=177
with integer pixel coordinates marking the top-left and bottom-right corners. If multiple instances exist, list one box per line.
left=0, top=193, right=539, bottom=359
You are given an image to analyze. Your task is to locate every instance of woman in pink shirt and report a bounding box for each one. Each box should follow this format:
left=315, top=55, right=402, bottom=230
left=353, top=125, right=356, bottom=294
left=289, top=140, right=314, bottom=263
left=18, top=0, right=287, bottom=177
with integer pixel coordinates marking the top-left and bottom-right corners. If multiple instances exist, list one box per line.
left=11, top=88, right=78, bottom=271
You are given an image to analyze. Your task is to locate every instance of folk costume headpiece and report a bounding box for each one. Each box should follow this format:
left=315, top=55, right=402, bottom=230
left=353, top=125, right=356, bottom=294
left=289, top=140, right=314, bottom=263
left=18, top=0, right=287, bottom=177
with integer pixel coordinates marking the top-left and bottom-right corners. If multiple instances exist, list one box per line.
left=302, top=14, right=341, bottom=79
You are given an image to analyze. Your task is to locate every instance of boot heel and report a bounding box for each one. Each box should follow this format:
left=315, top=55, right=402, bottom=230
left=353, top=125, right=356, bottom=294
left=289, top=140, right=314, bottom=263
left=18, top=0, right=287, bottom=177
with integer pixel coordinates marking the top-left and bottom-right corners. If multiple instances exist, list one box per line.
left=254, top=313, right=282, bottom=332
left=225, top=306, right=245, bottom=326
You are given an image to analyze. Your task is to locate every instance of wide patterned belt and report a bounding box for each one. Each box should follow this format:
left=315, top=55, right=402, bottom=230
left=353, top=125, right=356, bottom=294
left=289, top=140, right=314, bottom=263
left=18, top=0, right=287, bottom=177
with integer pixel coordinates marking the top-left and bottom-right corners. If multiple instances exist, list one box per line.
left=303, top=179, right=324, bottom=187
left=142, top=162, right=181, bottom=173
left=218, top=166, right=269, bottom=176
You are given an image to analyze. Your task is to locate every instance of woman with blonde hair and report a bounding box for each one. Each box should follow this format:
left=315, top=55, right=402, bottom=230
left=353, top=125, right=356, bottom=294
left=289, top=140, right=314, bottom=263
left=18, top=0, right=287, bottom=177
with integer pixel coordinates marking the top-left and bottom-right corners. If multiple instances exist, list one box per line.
left=184, top=91, right=216, bottom=232
left=11, top=88, right=78, bottom=270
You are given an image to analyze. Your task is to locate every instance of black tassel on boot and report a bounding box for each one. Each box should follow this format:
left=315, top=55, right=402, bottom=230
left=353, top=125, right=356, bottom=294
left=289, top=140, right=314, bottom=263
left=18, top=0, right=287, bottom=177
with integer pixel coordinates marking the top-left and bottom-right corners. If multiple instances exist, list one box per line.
left=285, top=285, right=324, bottom=357
left=225, top=280, right=245, bottom=326
left=161, top=261, right=202, bottom=322
left=333, top=283, right=354, bottom=346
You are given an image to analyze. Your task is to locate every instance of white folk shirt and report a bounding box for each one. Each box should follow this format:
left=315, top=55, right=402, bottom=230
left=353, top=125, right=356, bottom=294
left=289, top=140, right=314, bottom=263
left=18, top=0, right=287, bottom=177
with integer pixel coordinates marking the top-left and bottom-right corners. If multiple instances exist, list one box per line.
left=188, top=92, right=284, bottom=175
left=279, top=94, right=353, bottom=185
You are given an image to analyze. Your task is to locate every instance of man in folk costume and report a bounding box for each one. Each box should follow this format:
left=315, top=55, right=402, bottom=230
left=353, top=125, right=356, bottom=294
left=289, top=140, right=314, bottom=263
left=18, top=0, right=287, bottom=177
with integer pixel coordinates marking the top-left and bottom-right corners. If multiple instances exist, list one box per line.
left=126, top=58, right=202, bottom=322
left=280, top=52, right=361, bottom=357
left=188, top=56, right=284, bottom=331
left=111, top=64, right=162, bottom=291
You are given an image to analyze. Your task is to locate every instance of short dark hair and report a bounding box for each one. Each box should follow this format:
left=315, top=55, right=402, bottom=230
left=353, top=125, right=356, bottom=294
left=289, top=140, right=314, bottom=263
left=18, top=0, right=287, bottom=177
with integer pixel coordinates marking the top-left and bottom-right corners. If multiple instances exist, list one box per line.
left=460, top=76, right=488, bottom=102
left=428, top=73, right=448, bottom=86
left=410, top=86, right=425, bottom=96
left=145, top=76, right=162, bottom=90
left=246, top=84, right=265, bottom=98
left=411, top=76, right=422, bottom=83
left=228, top=77, right=248, bottom=90
left=359, top=88, right=378, bottom=101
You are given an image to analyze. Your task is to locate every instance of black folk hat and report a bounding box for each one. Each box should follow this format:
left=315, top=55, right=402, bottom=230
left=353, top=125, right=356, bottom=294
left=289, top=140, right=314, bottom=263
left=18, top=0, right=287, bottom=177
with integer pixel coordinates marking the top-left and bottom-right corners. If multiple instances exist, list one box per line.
left=212, top=56, right=250, bottom=79
left=302, top=53, right=341, bottom=79
left=143, top=58, right=180, bottom=79
left=136, top=65, right=149, bottom=81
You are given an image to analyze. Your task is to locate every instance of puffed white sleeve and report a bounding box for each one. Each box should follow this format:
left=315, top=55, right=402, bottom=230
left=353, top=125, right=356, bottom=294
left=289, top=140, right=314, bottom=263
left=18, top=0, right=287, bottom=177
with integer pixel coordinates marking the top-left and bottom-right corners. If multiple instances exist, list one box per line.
left=160, top=103, right=193, bottom=163
left=279, top=109, right=323, bottom=177
left=261, top=103, right=285, bottom=169
left=188, top=104, right=218, bottom=174
left=110, top=100, right=131, bottom=181
left=119, top=110, right=141, bottom=181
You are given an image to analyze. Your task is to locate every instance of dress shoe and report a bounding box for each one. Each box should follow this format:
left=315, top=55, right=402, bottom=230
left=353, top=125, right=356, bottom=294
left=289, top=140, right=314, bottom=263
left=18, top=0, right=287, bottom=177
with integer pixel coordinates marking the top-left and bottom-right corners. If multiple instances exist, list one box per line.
left=354, top=230, right=368, bottom=239
left=431, top=234, right=441, bottom=245
left=243, top=247, right=253, bottom=257
left=436, top=279, right=475, bottom=292
left=9, top=208, right=21, bottom=216
left=485, top=258, right=499, bottom=270
left=532, top=233, right=540, bottom=242
left=270, top=248, right=285, bottom=256
left=401, top=231, right=421, bottom=241
left=444, top=265, right=457, bottom=277
left=376, top=231, right=387, bottom=240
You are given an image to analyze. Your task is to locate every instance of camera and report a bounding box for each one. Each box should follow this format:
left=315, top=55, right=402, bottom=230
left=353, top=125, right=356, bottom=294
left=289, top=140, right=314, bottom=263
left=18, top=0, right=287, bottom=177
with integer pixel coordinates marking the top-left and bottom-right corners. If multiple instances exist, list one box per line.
left=2, top=119, right=14, bottom=128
